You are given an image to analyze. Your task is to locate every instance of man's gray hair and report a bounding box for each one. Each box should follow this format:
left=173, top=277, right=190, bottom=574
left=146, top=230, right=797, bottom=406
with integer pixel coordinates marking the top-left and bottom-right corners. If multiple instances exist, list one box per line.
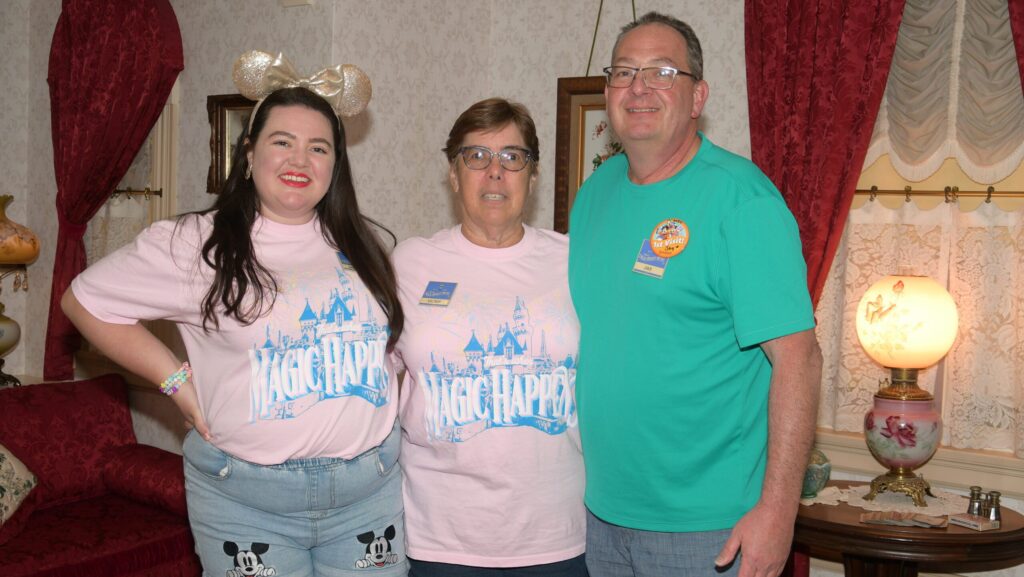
left=613, top=12, right=703, bottom=81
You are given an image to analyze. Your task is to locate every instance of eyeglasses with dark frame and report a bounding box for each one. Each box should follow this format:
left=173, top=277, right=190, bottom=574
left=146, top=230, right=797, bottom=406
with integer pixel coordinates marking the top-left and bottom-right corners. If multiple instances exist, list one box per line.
left=602, top=66, right=698, bottom=90
left=456, top=146, right=534, bottom=172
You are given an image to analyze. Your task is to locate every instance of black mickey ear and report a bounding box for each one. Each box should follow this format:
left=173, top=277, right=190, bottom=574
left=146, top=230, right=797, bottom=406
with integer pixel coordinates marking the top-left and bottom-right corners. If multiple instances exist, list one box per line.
left=224, top=541, right=239, bottom=556
left=356, top=530, right=376, bottom=544
left=251, top=543, right=270, bottom=555
left=384, top=525, right=396, bottom=540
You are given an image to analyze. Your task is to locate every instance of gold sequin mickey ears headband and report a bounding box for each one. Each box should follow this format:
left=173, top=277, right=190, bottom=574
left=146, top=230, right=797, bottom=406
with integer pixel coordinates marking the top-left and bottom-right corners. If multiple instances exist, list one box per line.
left=232, top=50, right=372, bottom=133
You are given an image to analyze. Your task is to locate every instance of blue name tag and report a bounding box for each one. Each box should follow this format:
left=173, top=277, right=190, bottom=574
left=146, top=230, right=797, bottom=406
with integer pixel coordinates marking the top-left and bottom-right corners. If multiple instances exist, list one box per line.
left=420, top=281, right=457, bottom=306
left=632, top=239, right=668, bottom=278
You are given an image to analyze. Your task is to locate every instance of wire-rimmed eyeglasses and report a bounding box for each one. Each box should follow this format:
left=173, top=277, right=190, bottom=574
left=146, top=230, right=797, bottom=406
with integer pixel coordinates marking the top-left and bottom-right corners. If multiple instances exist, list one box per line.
left=457, top=146, right=534, bottom=172
left=603, top=66, right=698, bottom=90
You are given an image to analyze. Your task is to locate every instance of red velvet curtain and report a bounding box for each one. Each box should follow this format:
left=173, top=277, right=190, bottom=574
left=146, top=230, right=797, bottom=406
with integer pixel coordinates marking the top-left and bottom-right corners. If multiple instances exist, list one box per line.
left=1010, top=0, right=1024, bottom=93
left=43, top=0, right=183, bottom=380
left=745, top=0, right=905, bottom=307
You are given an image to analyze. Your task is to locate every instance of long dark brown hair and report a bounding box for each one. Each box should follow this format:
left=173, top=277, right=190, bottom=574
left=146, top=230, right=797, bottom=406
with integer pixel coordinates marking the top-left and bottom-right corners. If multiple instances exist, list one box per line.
left=186, top=87, right=403, bottom=349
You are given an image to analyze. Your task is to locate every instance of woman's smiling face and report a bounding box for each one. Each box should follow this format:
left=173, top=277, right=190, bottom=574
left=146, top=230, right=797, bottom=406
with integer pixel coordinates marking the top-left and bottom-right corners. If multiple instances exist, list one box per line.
left=246, top=104, right=336, bottom=224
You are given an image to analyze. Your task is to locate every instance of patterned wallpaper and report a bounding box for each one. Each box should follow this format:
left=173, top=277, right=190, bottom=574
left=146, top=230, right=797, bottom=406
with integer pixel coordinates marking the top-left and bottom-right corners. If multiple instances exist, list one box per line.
left=332, top=0, right=750, bottom=243
left=0, top=0, right=31, bottom=377
left=330, top=1, right=492, bottom=242
left=8, top=1, right=749, bottom=376
left=21, top=0, right=61, bottom=379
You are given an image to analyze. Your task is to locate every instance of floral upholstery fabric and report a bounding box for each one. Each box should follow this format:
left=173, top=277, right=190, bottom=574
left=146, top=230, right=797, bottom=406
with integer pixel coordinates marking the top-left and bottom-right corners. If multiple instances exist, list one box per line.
left=0, top=375, right=135, bottom=508
left=0, top=494, right=200, bottom=577
left=0, top=482, right=40, bottom=546
left=0, top=444, right=37, bottom=525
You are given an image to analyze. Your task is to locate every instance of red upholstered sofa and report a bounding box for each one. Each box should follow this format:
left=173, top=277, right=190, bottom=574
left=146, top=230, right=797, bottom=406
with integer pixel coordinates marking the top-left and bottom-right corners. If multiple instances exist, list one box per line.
left=0, top=374, right=201, bottom=577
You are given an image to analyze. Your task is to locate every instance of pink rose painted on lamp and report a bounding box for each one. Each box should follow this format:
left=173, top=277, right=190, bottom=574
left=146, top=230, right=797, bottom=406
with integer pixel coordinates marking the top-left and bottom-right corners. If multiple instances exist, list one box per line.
left=863, top=398, right=941, bottom=477
left=880, top=415, right=916, bottom=448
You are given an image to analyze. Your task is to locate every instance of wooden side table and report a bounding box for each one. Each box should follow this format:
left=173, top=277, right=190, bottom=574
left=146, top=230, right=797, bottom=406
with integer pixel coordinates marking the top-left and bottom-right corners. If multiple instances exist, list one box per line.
left=793, top=481, right=1024, bottom=577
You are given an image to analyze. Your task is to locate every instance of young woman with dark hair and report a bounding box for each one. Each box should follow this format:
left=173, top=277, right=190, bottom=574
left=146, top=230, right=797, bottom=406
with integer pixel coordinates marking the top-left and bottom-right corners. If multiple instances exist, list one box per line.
left=62, top=66, right=408, bottom=575
left=197, top=86, right=402, bottom=344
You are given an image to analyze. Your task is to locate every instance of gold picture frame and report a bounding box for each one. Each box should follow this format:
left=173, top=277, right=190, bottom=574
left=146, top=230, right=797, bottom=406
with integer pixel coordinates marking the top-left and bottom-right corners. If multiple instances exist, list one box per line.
left=553, top=76, right=621, bottom=233
left=207, top=93, right=256, bottom=194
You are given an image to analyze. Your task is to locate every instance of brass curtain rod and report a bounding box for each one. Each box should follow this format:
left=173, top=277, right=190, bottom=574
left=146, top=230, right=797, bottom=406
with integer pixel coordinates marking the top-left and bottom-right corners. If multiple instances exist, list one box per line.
left=111, top=187, right=162, bottom=199
left=856, top=185, right=1024, bottom=202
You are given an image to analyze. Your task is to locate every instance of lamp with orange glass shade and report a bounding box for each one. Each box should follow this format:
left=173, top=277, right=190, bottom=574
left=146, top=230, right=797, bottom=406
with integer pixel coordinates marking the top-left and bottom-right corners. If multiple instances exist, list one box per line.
left=0, top=195, right=40, bottom=388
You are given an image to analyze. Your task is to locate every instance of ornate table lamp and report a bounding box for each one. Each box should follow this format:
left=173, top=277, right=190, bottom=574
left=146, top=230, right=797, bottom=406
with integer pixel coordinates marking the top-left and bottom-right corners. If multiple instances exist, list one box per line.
left=0, top=195, right=40, bottom=388
left=856, top=274, right=958, bottom=506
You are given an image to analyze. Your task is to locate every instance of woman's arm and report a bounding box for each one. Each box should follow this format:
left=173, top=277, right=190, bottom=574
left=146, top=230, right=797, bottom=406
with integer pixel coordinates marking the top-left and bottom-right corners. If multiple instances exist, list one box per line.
left=61, top=288, right=211, bottom=439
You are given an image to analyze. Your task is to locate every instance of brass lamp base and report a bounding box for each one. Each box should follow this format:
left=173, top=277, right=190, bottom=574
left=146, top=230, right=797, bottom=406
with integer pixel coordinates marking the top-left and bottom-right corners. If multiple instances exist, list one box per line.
left=864, top=470, right=935, bottom=507
left=876, top=368, right=934, bottom=400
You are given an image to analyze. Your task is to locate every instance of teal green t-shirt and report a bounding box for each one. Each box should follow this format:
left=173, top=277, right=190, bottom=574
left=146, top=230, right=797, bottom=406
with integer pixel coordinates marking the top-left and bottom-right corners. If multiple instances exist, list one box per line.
left=568, top=135, right=814, bottom=532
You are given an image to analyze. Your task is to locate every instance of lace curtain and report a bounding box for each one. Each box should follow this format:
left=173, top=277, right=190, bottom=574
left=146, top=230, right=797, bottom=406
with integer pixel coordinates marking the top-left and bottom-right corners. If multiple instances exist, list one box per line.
left=85, top=132, right=153, bottom=265
left=864, top=0, right=1024, bottom=183
left=816, top=199, right=1024, bottom=457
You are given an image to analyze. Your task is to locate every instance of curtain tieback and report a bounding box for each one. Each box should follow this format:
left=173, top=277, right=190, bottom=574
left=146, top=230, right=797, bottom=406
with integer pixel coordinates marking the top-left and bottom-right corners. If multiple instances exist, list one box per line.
left=56, top=212, right=87, bottom=237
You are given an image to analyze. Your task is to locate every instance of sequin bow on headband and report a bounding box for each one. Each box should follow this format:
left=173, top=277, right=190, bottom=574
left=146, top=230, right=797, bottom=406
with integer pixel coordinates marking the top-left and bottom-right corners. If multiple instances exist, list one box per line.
left=232, top=50, right=372, bottom=120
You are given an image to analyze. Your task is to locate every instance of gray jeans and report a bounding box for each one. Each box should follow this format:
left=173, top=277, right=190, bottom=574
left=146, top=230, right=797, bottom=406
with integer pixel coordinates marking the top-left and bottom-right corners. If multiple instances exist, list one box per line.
left=585, top=509, right=739, bottom=577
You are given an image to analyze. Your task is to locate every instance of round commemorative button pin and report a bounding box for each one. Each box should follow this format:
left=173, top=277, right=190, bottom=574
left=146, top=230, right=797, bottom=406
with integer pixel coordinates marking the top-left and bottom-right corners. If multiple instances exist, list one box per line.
left=649, top=218, right=690, bottom=258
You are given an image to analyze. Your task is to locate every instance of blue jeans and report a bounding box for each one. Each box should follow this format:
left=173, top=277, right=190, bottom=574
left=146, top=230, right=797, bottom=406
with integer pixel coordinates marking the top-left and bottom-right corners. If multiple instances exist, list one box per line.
left=408, top=555, right=588, bottom=577
left=585, top=510, right=738, bottom=577
left=183, top=422, right=408, bottom=577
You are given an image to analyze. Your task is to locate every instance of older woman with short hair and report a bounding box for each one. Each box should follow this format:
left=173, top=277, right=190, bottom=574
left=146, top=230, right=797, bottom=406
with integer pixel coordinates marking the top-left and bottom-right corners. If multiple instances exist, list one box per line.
left=393, top=98, right=586, bottom=577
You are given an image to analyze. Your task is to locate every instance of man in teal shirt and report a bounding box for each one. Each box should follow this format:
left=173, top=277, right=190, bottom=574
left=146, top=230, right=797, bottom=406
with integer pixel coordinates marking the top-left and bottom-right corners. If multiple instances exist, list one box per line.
left=568, top=11, right=823, bottom=577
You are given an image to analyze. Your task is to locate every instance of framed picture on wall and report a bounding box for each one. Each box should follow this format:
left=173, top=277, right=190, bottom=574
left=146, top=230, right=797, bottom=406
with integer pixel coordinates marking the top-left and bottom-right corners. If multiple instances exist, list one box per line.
left=207, top=93, right=256, bottom=194
left=553, top=76, right=622, bottom=233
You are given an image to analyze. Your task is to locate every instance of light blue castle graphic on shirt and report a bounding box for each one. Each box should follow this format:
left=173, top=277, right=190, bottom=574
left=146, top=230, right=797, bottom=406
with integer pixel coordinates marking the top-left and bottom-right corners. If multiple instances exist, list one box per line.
left=419, top=297, right=577, bottom=442
left=247, top=263, right=390, bottom=422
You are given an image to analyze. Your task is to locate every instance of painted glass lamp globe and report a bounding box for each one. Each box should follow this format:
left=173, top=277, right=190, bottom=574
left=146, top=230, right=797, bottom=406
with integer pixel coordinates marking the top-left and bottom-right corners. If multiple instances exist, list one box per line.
left=856, top=274, right=958, bottom=506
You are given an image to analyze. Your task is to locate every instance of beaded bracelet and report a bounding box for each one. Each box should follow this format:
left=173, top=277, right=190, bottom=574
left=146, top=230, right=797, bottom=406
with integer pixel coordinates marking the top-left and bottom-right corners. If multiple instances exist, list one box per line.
left=159, top=362, right=192, bottom=396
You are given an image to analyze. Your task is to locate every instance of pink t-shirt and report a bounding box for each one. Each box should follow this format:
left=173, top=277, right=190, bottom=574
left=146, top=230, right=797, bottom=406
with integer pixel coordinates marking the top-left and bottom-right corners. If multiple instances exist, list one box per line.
left=393, top=224, right=584, bottom=567
left=71, top=214, right=398, bottom=464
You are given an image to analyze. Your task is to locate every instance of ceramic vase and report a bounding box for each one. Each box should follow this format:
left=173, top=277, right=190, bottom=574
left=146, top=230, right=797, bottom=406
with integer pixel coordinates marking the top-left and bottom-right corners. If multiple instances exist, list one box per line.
left=864, top=397, right=941, bottom=473
left=0, top=195, right=40, bottom=265
left=801, top=448, right=831, bottom=498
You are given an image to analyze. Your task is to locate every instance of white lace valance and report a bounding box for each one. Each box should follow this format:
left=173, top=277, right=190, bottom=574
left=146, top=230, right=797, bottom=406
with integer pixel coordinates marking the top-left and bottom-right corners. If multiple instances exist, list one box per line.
left=863, top=0, right=1024, bottom=183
